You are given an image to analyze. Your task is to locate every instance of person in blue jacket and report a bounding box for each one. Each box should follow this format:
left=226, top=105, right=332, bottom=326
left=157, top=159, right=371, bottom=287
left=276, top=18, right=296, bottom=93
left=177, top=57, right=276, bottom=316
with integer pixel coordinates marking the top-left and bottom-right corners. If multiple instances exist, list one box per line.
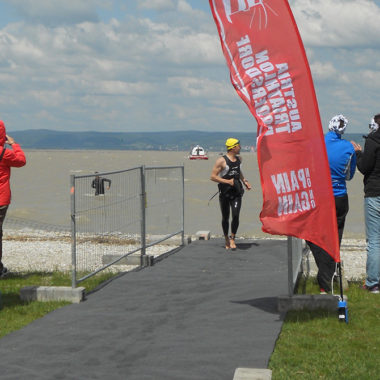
left=307, top=114, right=356, bottom=293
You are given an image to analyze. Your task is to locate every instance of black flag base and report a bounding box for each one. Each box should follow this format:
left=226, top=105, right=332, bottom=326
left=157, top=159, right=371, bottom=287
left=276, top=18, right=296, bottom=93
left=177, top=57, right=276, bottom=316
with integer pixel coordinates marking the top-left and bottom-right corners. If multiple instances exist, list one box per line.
left=337, top=262, right=348, bottom=323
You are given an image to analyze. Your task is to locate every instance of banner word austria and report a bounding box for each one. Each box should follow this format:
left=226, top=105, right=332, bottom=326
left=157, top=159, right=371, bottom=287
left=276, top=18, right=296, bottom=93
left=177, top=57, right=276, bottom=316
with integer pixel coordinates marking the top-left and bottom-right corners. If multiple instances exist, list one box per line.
left=236, top=36, right=301, bottom=136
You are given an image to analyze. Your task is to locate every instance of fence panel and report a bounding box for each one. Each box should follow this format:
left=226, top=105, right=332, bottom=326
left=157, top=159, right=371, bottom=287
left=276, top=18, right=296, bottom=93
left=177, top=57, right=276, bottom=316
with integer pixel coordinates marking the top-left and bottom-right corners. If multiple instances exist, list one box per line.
left=144, top=166, right=184, bottom=246
left=71, top=165, right=184, bottom=287
left=71, top=167, right=143, bottom=286
left=287, top=237, right=307, bottom=296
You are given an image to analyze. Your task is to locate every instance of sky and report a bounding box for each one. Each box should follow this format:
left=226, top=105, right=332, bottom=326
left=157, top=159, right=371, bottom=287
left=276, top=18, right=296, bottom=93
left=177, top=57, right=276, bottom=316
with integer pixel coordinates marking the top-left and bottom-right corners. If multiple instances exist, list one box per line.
left=0, top=0, right=380, bottom=133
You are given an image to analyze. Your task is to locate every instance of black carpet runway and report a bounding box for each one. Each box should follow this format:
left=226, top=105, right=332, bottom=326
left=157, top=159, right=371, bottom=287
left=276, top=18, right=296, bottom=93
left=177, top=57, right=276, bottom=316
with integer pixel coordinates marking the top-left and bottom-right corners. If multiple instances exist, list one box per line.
left=0, top=238, right=288, bottom=380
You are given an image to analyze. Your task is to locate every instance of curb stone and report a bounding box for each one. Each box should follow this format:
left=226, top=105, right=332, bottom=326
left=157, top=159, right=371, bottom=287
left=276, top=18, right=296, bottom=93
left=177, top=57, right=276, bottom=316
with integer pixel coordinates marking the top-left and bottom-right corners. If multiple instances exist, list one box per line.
left=20, top=286, right=85, bottom=303
left=233, top=368, right=272, bottom=380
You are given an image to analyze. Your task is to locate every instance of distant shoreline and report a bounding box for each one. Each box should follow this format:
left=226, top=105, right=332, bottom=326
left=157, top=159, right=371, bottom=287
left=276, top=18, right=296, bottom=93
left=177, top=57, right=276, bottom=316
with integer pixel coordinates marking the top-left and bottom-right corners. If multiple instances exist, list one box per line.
left=10, top=129, right=365, bottom=151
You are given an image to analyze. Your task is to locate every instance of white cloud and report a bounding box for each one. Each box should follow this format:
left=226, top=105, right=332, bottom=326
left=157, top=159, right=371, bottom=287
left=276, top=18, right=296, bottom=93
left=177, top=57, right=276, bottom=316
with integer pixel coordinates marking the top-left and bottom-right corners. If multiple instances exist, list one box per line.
left=0, top=6, right=233, bottom=132
left=343, top=48, right=380, bottom=70
left=138, top=0, right=202, bottom=15
left=177, top=0, right=193, bottom=13
left=3, top=0, right=100, bottom=26
left=310, top=61, right=338, bottom=81
left=310, top=60, right=350, bottom=84
left=167, top=76, right=233, bottom=101
left=94, top=80, right=154, bottom=96
left=138, top=0, right=176, bottom=11
left=356, top=69, right=380, bottom=87
left=0, top=1, right=378, bottom=132
left=30, top=90, right=67, bottom=108
left=291, top=0, right=380, bottom=47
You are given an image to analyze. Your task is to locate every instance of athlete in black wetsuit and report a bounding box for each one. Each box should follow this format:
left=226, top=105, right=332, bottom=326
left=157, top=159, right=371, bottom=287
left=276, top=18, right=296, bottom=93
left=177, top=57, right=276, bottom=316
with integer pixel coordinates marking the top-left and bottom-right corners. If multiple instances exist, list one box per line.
left=91, top=172, right=111, bottom=195
left=210, top=138, right=251, bottom=250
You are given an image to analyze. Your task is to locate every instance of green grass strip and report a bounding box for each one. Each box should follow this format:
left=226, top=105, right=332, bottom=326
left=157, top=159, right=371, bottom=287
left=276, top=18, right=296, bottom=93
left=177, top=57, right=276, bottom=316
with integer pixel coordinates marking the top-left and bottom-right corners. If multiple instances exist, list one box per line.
left=269, top=278, right=380, bottom=379
left=0, top=271, right=115, bottom=338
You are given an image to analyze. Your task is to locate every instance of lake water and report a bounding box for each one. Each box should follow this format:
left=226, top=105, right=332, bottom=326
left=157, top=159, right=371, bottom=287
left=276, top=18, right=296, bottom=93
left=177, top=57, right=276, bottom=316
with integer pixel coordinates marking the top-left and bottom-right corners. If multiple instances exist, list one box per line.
left=8, top=149, right=365, bottom=238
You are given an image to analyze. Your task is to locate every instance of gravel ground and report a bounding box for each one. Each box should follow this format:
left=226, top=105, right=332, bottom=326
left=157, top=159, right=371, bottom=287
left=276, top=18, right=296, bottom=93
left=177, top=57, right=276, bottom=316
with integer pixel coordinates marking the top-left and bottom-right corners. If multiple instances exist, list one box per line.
left=2, top=229, right=177, bottom=274
left=304, top=238, right=367, bottom=281
left=1, top=230, right=368, bottom=281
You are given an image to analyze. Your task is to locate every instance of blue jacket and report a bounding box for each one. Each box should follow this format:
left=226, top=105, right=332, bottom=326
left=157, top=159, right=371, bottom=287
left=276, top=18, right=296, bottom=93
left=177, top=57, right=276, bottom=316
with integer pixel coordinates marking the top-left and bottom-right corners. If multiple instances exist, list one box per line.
left=325, top=131, right=356, bottom=197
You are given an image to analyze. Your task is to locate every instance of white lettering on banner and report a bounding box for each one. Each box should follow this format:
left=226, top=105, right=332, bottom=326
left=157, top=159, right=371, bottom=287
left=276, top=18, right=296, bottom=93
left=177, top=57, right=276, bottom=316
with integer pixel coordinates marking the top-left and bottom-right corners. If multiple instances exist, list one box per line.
left=236, top=34, right=302, bottom=136
left=271, top=168, right=315, bottom=216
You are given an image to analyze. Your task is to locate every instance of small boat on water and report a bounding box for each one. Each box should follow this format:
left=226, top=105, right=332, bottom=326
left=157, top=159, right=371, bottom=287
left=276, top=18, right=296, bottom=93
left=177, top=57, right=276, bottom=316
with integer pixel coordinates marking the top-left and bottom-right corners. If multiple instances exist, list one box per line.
left=189, top=145, right=208, bottom=160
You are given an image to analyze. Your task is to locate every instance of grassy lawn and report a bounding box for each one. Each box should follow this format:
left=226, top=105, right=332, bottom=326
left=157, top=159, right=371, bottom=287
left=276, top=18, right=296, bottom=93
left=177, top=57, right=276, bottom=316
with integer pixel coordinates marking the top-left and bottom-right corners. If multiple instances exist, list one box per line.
left=0, top=271, right=115, bottom=338
left=269, top=278, right=380, bottom=379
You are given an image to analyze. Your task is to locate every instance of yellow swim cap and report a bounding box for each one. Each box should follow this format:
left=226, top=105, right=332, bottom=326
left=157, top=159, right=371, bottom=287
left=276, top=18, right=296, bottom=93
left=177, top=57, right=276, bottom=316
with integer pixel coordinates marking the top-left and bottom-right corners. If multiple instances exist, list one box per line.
left=225, top=138, right=240, bottom=150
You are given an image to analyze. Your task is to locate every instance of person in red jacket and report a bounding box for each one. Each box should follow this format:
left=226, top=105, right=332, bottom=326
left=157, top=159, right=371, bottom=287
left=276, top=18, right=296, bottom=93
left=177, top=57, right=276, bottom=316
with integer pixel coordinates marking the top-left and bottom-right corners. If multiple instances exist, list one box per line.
left=0, top=120, right=26, bottom=276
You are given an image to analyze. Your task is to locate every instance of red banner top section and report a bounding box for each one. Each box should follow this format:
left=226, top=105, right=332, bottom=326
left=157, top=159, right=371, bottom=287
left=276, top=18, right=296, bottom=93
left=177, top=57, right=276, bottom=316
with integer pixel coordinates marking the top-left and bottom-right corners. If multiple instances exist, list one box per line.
left=209, top=0, right=340, bottom=261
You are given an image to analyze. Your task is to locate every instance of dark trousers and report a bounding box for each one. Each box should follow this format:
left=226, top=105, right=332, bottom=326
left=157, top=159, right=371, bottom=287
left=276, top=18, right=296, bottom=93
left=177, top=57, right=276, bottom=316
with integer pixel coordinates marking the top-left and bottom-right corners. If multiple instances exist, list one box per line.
left=307, top=195, right=348, bottom=292
left=219, top=195, right=242, bottom=236
left=0, top=205, right=8, bottom=269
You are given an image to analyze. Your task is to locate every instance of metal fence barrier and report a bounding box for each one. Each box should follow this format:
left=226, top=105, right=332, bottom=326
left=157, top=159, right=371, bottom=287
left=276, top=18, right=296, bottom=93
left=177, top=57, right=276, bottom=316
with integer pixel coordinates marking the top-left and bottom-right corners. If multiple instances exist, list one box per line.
left=4, top=216, right=70, bottom=233
left=70, top=165, right=184, bottom=288
left=144, top=166, right=185, bottom=246
left=287, top=236, right=309, bottom=296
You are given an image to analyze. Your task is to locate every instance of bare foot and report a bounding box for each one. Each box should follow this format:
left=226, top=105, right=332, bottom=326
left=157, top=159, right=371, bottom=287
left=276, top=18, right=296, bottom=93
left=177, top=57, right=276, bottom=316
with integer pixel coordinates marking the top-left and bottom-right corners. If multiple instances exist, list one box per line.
left=229, top=236, right=236, bottom=250
left=224, top=237, right=230, bottom=250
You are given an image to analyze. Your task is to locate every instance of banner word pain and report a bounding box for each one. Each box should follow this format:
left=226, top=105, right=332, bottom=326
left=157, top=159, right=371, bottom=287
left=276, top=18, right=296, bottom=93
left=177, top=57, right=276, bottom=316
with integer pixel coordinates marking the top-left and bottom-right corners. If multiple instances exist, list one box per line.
left=271, top=168, right=315, bottom=216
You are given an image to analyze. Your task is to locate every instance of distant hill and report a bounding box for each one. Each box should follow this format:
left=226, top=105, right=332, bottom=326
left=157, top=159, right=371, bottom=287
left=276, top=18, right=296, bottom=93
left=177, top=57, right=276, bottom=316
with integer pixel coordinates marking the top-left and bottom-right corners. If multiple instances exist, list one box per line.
left=8, top=129, right=365, bottom=151
left=9, top=130, right=257, bottom=151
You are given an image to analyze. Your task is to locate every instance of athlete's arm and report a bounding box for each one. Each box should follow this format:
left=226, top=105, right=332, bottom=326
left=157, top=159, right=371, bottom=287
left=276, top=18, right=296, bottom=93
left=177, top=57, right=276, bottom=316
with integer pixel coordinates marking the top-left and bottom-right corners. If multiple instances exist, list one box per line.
left=240, top=171, right=252, bottom=190
left=210, top=157, right=234, bottom=186
left=237, top=157, right=251, bottom=190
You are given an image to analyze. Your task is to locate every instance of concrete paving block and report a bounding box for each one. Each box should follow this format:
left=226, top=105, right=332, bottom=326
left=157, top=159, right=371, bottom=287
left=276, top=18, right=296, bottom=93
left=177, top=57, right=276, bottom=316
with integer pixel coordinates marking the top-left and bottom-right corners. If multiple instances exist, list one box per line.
left=278, top=294, right=347, bottom=313
left=20, top=286, right=85, bottom=303
left=103, top=253, right=156, bottom=266
left=102, top=237, right=191, bottom=267
left=146, top=234, right=191, bottom=245
left=103, top=253, right=141, bottom=266
left=195, top=231, right=210, bottom=240
left=141, top=255, right=154, bottom=267
left=233, top=368, right=272, bottom=380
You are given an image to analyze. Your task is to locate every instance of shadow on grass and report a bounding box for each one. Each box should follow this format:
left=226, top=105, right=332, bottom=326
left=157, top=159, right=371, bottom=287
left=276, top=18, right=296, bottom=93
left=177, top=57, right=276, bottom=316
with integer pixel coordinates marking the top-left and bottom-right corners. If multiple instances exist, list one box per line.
left=1, top=271, right=63, bottom=281
left=295, top=275, right=320, bottom=295
left=0, top=272, right=67, bottom=308
left=84, top=271, right=131, bottom=297
left=1, top=292, right=27, bottom=308
left=285, top=308, right=335, bottom=323
left=1, top=271, right=73, bottom=284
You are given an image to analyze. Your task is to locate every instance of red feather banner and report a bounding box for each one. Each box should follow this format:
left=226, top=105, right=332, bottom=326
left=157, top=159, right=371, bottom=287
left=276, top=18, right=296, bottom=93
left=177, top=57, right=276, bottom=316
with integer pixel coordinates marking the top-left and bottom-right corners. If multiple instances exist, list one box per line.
left=209, top=0, right=340, bottom=261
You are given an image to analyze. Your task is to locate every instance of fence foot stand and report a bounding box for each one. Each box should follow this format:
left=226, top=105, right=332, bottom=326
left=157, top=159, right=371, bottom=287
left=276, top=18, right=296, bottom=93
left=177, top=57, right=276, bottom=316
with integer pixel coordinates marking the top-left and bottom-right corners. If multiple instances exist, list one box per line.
left=140, top=255, right=154, bottom=267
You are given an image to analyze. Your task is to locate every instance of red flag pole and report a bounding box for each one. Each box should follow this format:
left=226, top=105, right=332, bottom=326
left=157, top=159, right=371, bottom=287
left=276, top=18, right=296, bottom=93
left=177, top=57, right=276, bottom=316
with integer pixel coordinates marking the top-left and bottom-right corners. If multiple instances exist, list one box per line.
left=209, top=0, right=340, bottom=262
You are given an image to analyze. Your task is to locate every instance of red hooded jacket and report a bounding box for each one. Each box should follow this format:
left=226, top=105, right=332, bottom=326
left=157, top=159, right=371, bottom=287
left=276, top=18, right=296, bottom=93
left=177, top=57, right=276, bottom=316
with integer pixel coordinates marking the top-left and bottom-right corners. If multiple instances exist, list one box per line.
left=0, top=121, right=26, bottom=206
